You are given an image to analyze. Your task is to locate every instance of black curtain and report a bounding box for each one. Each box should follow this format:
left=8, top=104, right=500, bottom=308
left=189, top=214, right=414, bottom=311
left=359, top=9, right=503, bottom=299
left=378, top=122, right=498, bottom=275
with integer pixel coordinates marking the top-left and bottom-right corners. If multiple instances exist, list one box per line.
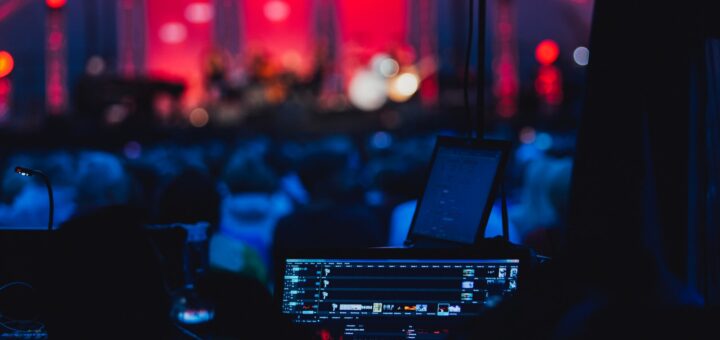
left=567, top=0, right=713, bottom=300
left=702, top=39, right=720, bottom=305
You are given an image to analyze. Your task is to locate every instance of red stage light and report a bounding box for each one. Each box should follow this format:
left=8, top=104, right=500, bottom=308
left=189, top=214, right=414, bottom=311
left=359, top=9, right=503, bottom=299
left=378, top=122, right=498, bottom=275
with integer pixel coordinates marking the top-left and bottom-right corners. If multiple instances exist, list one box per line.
left=535, top=39, right=559, bottom=65
left=159, top=22, right=188, bottom=44
left=535, top=65, right=563, bottom=106
left=264, top=0, right=290, bottom=22
left=0, top=78, right=10, bottom=95
left=0, top=51, right=14, bottom=78
left=0, top=79, right=9, bottom=119
left=45, top=0, right=67, bottom=10
left=185, top=2, right=214, bottom=24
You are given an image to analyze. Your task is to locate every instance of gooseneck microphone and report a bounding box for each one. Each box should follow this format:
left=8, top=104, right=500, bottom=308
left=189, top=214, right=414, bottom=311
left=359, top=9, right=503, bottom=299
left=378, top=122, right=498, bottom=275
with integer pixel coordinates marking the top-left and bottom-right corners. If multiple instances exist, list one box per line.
left=15, top=166, right=54, bottom=232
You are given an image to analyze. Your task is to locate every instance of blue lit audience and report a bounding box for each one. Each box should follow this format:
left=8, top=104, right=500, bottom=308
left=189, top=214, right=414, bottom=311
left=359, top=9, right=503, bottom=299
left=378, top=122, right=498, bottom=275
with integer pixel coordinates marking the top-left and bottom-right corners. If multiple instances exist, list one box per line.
left=273, top=137, right=386, bottom=257
left=5, top=130, right=709, bottom=339
left=0, top=134, right=567, bottom=270
left=214, top=148, right=291, bottom=282
left=74, top=151, right=131, bottom=214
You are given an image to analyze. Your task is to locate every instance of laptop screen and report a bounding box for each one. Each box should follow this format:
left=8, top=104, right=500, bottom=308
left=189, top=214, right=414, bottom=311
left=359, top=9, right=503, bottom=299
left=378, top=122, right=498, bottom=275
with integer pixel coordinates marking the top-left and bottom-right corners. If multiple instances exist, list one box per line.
left=280, top=257, right=519, bottom=338
left=410, top=143, right=504, bottom=244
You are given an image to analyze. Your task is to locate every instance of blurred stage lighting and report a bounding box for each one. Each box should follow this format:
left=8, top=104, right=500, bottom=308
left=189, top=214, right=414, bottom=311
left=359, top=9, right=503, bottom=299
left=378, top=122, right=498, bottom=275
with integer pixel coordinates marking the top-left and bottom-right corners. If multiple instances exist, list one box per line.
left=348, top=70, right=387, bottom=111
left=85, top=56, right=106, bottom=76
left=185, top=2, right=214, bottom=24
left=380, top=59, right=400, bottom=78
left=371, top=54, right=399, bottom=78
left=45, top=0, right=66, bottom=10
left=573, top=46, right=590, bottom=66
left=388, top=72, right=419, bottom=102
left=159, top=22, right=188, bottom=44
left=0, top=79, right=9, bottom=119
left=264, top=0, right=291, bottom=22
left=0, top=51, right=13, bottom=78
left=190, top=107, right=209, bottom=127
left=535, top=39, right=559, bottom=65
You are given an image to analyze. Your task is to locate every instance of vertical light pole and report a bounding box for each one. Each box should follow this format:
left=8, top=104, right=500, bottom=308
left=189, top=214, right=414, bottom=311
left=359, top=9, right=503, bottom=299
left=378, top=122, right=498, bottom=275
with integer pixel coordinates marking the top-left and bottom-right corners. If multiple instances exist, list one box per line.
left=118, top=0, right=146, bottom=78
left=417, top=0, right=438, bottom=106
left=492, top=0, right=519, bottom=119
left=45, top=0, right=68, bottom=115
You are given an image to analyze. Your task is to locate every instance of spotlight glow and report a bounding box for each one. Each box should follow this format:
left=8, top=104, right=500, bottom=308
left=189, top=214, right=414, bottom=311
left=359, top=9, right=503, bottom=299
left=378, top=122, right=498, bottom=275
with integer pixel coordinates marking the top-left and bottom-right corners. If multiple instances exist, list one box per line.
left=388, top=72, right=419, bottom=102
left=573, top=46, right=590, bottom=66
left=264, top=0, right=291, bottom=22
left=185, top=2, right=214, bottom=24
left=371, top=54, right=399, bottom=78
left=379, top=59, right=400, bottom=78
left=45, top=0, right=67, bottom=10
left=0, top=51, right=14, bottom=78
left=348, top=70, right=387, bottom=111
left=535, top=39, right=559, bottom=65
left=159, top=22, right=188, bottom=44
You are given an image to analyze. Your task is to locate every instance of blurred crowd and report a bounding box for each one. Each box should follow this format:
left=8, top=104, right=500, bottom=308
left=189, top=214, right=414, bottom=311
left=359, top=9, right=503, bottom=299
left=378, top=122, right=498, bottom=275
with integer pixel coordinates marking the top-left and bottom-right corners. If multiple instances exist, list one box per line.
left=1, top=133, right=574, bottom=282
left=0, top=132, right=575, bottom=337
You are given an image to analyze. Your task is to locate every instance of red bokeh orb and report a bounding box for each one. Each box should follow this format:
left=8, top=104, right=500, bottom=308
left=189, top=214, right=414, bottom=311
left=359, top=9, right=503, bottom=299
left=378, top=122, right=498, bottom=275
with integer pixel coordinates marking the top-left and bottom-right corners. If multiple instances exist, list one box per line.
left=46, top=0, right=67, bottom=10
left=0, top=51, right=14, bottom=79
left=535, top=39, right=559, bottom=66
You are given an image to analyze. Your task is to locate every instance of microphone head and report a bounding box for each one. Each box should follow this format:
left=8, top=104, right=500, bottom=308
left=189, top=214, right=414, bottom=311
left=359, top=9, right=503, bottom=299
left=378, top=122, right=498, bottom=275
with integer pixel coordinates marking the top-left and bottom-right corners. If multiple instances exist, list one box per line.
left=15, top=166, right=34, bottom=177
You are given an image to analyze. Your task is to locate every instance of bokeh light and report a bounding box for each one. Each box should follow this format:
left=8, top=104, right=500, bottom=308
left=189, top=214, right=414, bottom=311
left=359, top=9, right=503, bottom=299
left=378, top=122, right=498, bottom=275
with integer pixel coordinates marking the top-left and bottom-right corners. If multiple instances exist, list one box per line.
left=45, top=0, right=67, bottom=10
left=388, top=72, right=420, bottom=103
left=159, top=22, right=188, bottom=44
left=85, top=56, right=106, bottom=76
left=535, top=39, right=559, bottom=65
left=264, top=0, right=291, bottom=23
left=371, top=54, right=400, bottom=78
left=370, top=131, right=393, bottom=149
left=348, top=70, right=387, bottom=111
left=185, top=2, right=214, bottom=24
left=0, top=51, right=14, bottom=78
left=189, top=107, right=210, bottom=127
left=573, top=46, right=590, bottom=66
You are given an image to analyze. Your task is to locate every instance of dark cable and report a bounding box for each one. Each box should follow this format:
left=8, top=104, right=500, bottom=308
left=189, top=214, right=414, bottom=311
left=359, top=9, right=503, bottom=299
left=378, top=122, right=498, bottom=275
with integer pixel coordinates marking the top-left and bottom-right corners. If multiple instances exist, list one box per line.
left=15, top=167, right=54, bottom=232
left=464, top=0, right=475, bottom=138
left=501, top=183, right=509, bottom=243
left=0, top=281, right=34, bottom=293
left=174, top=323, right=203, bottom=340
left=0, top=282, right=44, bottom=334
left=0, top=320, right=45, bottom=333
left=476, top=0, right=486, bottom=140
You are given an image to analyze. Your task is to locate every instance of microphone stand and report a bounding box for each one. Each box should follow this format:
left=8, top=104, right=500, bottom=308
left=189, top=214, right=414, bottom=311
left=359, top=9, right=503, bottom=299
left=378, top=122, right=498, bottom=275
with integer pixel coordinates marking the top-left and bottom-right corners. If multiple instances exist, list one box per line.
left=15, top=167, right=54, bottom=231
